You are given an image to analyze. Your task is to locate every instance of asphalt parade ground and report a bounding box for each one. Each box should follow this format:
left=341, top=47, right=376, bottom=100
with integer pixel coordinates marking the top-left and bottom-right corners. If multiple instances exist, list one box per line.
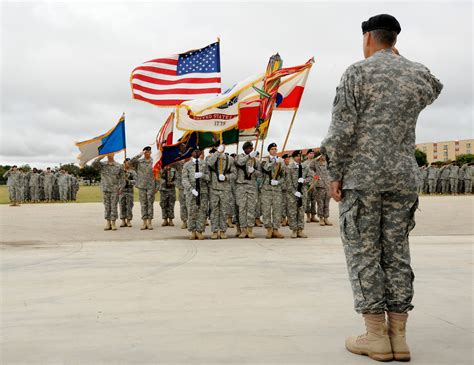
left=0, top=196, right=472, bottom=364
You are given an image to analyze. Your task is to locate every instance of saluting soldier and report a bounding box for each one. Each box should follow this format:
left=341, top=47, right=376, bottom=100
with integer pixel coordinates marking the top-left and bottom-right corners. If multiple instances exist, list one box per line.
left=130, top=146, right=158, bottom=230
left=281, top=153, right=291, bottom=226
left=159, top=165, right=177, bottom=227
left=119, top=158, right=136, bottom=227
left=3, top=165, right=21, bottom=206
left=41, top=167, right=56, bottom=202
left=27, top=168, right=40, bottom=203
left=321, top=14, right=442, bottom=361
left=261, top=142, right=285, bottom=239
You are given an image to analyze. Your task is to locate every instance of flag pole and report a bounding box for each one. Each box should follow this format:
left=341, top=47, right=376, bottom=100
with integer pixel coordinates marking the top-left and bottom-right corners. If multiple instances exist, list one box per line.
left=282, top=108, right=299, bottom=153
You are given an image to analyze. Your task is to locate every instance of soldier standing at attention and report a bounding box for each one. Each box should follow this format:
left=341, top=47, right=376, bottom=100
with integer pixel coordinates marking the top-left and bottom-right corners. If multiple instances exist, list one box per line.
left=130, top=146, right=158, bottom=230
left=286, top=150, right=312, bottom=238
left=28, top=168, right=40, bottom=203
left=234, top=141, right=260, bottom=239
left=159, top=165, right=177, bottom=227
left=3, top=165, right=21, bottom=206
left=41, top=167, right=55, bottom=202
left=182, top=146, right=209, bottom=240
left=175, top=159, right=188, bottom=229
left=313, top=155, right=333, bottom=226
left=119, top=158, right=136, bottom=227
left=18, top=168, right=27, bottom=203
left=321, top=14, right=442, bottom=361
left=449, top=162, right=460, bottom=194
left=427, top=163, right=438, bottom=194
left=55, top=169, right=69, bottom=202
left=207, top=144, right=236, bottom=239
left=261, top=142, right=285, bottom=239
left=93, top=153, right=124, bottom=231
left=439, top=163, right=451, bottom=194
left=281, top=153, right=291, bottom=227
left=303, top=149, right=319, bottom=223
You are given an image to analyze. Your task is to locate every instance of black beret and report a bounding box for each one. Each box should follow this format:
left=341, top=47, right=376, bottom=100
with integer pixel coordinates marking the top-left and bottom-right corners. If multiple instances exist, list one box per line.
left=292, top=150, right=302, bottom=158
left=125, top=158, right=130, bottom=161
left=306, top=149, right=314, bottom=154
left=282, top=154, right=289, bottom=159
left=242, top=141, right=253, bottom=150
left=143, top=146, right=152, bottom=151
left=194, top=145, right=201, bottom=151
left=267, top=142, right=277, bottom=152
left=209, top=148, right=217, bottom=153
left=362, top=14, right=401, bottom=35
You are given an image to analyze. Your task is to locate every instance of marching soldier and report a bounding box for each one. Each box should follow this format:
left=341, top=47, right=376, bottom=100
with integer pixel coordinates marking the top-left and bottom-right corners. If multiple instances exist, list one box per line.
left=182, top=146, right=209, bottom=240
left=321, top=14, right=442, bottom=361
left=3, top=165, right=21, bottom=206
left=175, top=159, right=188, bottom=229
left=159, top=165, right=177, bottom=227
left=119, top=158, right=136, bottom=227
left=93, top=154, right=124, bottom=231
left=303, top=149, right=319, bottom=223
left=207, top=144, right=236, bottom=239
left=261, top=142, right=285, bottom=239
left=281, top=154, right=291, bottom=226
left=130, top=146, right=158, bottom=230
left=286, top=150, right=312, bottom=238
left=27, top=168, right=40, bottom=203
left=234, top=141, right=260, bottom=238
left=313, top=155, right=333, bottom=226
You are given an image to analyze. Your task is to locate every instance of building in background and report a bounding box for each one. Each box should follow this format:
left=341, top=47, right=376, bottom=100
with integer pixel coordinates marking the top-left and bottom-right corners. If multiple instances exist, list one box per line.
left=416, top=139, right=473, bottom=164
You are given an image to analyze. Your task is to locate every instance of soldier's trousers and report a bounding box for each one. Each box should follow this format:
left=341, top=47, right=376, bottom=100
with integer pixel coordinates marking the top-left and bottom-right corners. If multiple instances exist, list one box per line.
left=138, top=188, right=155, bottom=220
left=228, top=187, right=237, bottom=218
left=236, top=185, right=257, bottom=228
left=287, top=193, right=306, bottom=231
left=315, top=187, right=331, bottom=218
left=428, top=179, right=436, bottom=194
left=59, top=185, right=68, bottom=201
left=210, top=189, right=228, bottom=232
left=256, top=191, right=262, bottom=218
left=8, top=186, right=21, bottom=202
left=186, top=192, right=208, bottom=233
left=119, top=192, right=134, bottom=220
left=340, top=189, right=418, bottom=314
left=450, top=178, right=458, bottom=193
left=261, top=186, right=282, bottom=229
left=281, top=189, right=288, bottom=218
left=464, top=179, right=472, bottom=194
left=160, top=189, right=176, bottom=219
left=102, top=191, right=119, bottom=220
left=44, top=184, right=53, bottom=200
left=305, top=188, right=317, bottom=214
left=441, top=180, right=449, bottom=194
left=29, top=186, right=38, bottom=201
left=178, top=187, right=188, bottom=222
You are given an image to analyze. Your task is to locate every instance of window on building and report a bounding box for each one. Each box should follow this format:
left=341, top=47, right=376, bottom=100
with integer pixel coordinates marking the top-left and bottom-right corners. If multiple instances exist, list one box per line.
left=443, top=145, right=448, bottom=150
left=467, top=143, right=471, bottom=148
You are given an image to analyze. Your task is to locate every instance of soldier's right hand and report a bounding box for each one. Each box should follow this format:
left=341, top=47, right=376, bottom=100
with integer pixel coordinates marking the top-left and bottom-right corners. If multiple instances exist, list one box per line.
left=194, top=172, right=203, bottom=179
left=270, top=179, right=279, bottom=186
left=191, top=189, right=199, bottom=196
left=294, top=191, right=302, bottom=198
left=217, top=144, right=225, bottom=153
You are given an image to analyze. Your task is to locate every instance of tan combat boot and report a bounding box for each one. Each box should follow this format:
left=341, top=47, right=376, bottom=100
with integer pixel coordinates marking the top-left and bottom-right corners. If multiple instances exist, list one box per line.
left=291, top=230, right=298, bottom=238
left=196, top=231, right=205, bottom=240
left=238, top=227, right=247, bottom=239
left=104, top=220, right=112, bottom=231
left=189, top=231, right=197, bottom=240
left=319, top=217, right=326, bottom=226
left=211, top=232, right=218, bottom=240
left=120, top=219, right=127, bottom=227
left=235, top=225, right=242, bottom=238
left=297, top=229, right=308, bottom=238
left=345, top=313, right=393, bottom=362
left=387, top=312, right=411, bottom=361
left=247, top=227, right=255, bottom=239
left=126, top=219, right=132, bottom=227
left=255, top=218, right=263, bottom=227
left=181, top=221, right=187, bottom=229
left=110, top=220, right=117, bottom=231
left=311, top=214, right=319, bottom=222
left=306, top=213, right=311, bottom=223
left=226, top=217, right=234, bottom=228
left=219, top=231, right=227, bottom=239
left=147, top=219, right=154, bottom=230
left=162, top=219, right=169, bottom=227
left=168, top=219, right=174, bottom=227
left=272, top=229, right=284, bottom=239
left=266, top=228, right=273, bottom=239
left=141, top=219, right=148, bottom=230
left=324, top=218, right=333, bottom=226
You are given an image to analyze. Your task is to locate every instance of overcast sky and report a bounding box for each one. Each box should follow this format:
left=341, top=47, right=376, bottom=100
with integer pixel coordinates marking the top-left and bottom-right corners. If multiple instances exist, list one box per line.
left=1, top=0, right=472, bottom=168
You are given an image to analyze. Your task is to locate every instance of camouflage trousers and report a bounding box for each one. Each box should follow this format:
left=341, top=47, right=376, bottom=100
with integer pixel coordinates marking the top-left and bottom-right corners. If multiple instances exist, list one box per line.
left=44, top=184, right=53, bottom=200
left=8, top=186, right=21, bottom=202
left=315, top=187, right=330, bottom=218
left=340, top=189, right=418, bottom=314
left=449, top=178, right=458, bottom=193
left=281, top=189, right=288, bottom=218
left=119, top=191, right=134, bottom=220
left=261, top=186, right=282, bottom=229
left=186, top=192, right=208, bottom=233
left=228, top=187, right=237, bottom=218
left=160, top=189, right=176, bottom=219
left=59, top=185, right=68, bottom=201
left=464, top=179, right=472, bottom=194
left=428, top=179, right=436, bottom=194
left=287, top=192, right=306, bottom=230
left=305, top=188, right=317, bottom=214
left=440, top=180, right=449, bottom=194
left=102, top=191, right=119, bottom=220
left=29, top=186, right=39, bottom=201
left=255, top=191, right=262, bottom=218
left=178, top=187, right=188, bottom=223
left=236, top=184, right=257, bottom=228
left=210, top=189, right=229, bottom=232
left=138, top=188, right=155, bottom=220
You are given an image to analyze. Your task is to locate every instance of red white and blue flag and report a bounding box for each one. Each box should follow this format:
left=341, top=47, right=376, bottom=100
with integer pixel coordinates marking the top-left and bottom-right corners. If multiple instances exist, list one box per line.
left=153, top=112, right=175, bottom=178
left=131, top=42, right=221, bottom=107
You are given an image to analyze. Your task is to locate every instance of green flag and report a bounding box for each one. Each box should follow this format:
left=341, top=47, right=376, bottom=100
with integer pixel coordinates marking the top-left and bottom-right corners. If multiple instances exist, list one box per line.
left=197, top=128, right=239, bottom=149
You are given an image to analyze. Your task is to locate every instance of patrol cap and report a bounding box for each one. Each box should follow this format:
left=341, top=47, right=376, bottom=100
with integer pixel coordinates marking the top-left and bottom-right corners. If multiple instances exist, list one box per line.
left=267, top=142, right=277, bottom=152
left=306, top=149, right=314, bottom=154
left=292, top=150, right=302, bottom=158
left=242, top=141, right=253, bottom=150
left=282, top=154, right=289, bottom=159
left=362, top=14, right=401, bottom=35
left=143, top=146, right=152, bottom=152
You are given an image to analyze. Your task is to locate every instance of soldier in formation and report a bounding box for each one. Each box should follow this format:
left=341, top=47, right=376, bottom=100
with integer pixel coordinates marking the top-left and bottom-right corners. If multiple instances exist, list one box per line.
left=3, top=165, right=21, bottom=206
left=419, top=161, right=472, bottom=194
left=313, top=155, right=333, bottom=226
left=303, top=149, right=319, bottom=223
left=159, top=165, right=177, bottom=227
left=119, top=158, right=136, bottom=227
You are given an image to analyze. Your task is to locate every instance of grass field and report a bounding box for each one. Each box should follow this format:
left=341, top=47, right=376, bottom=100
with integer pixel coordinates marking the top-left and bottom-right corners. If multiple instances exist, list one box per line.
left=0, top=185, right=143, bottom=204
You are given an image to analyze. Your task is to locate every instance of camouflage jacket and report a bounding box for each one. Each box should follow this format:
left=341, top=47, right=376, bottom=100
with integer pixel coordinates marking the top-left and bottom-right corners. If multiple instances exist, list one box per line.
left=27, top=172, right=40, bottom=187
left=321, top=48, right=443, bottom=191
left=129, top=154, right=158, bottom=190
left=427, top=166, right=438, bottom=179
left=234, top=153, right=261, bottom=186
left=122, top=170, right=137, bottom=193
left=206, top=153, right=236, bottom=191
left=449, top=165, right=459, bottom=179
left=159, top=168, right=177, bottom=191
left=182, top=158, right=210, bottom=194
left=285, top=162, right=313, bottom=195
left=54, top=172, right=69, bottom=186
left=174, top=160, right=185, bottom=189
left=261, top=156, right=285, bottom=189
left=313, top=162, right=330, bottom=189
left=439, top=165, right=451, bottom=179
left=3, top=170, right=20, bottom=187
left=41, top=171, right=56, bottom=186
left=92, top=160, right=125, bottom=192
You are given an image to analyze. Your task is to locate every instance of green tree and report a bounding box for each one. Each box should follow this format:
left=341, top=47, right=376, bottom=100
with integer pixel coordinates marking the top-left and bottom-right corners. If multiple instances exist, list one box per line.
left=456, top=154, right=474, bottom=165
left=60, top=163, right=81, bottom=176
left=0, top=165, right=12, bottom=185
left=415, top=149, right=428, bottom=167
left=19, top=164, right=31, bottom=172
left=79, top=164, right=100, bottom=183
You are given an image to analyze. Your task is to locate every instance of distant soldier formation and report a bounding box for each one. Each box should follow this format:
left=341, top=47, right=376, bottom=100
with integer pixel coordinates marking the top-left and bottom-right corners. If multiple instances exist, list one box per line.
left=419, top=162, right=473, bottom=194
left=3, top=166, right=79, bottom=206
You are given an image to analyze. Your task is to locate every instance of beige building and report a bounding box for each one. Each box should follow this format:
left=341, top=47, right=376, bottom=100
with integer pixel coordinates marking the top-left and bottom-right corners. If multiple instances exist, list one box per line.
left=416, top=139, right=473, bottom=164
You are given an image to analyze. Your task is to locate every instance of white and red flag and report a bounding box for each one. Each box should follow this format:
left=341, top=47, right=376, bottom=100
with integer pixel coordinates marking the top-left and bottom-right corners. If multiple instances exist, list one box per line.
left=275, top=66, right=312, bottom=110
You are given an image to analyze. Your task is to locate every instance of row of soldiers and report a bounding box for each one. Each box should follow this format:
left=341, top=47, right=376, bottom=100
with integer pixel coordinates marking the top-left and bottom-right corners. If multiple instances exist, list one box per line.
left=3, top=166, right=79, bottom=206
left=94, top=142, right=333, bottom=239
left=418, top=162, right=473, bottom=194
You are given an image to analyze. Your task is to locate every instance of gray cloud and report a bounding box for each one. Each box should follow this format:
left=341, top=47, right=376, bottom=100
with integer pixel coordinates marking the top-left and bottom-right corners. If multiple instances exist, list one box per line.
left=1, top=1, right=472, bottom=168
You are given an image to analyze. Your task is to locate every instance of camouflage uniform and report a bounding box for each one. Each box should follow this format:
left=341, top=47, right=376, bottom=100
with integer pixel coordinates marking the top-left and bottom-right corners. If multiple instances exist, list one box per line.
left=419, top=167, right=428, bottom=194
left=41, top=171, right=56, bottom=201
left=207, top=152, right=236, bottom=233
left=28, top=171, right=40, bottom=202
left=281, top=164, right=289, bottom=222
left=439, top=165, right=450, bottom=194
left=55, top=172, right=69, bottom=201
left=120, top=169, right=136, bottom=221
left=175, top=160, right=188, bottom=224
left=303, top=158, right=317, bottom=215
left=260, top=156, right=285, bottom=229
left=234, top=153, right=261, bottom=228
left=449, top=164, right=459, bottom=194
left=313, top=161, right=331, bottom=219
left=159, top=168, right=177, bottom=220
left=461, top=164, right=472, bottom=194
left=19, top=171, right=27, bottom=202
left=130, top=154, right=158, bottom=220
left=182, top=158, right=210, bottom=233
left=286, top=161, right=312, bottom=231
left=321, top=48, right=442, bottom=314
left=3, top=170, right=21, bottom=202
left=93, top=159, right=124, bottom=220
left=71, top=175, right=79, bottom=201
left=427, top=165, right=438, bottom=194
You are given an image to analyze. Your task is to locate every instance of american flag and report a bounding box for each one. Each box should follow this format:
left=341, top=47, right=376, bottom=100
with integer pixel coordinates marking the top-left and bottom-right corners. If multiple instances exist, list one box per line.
left=131, top=42, right=221, bottom=107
